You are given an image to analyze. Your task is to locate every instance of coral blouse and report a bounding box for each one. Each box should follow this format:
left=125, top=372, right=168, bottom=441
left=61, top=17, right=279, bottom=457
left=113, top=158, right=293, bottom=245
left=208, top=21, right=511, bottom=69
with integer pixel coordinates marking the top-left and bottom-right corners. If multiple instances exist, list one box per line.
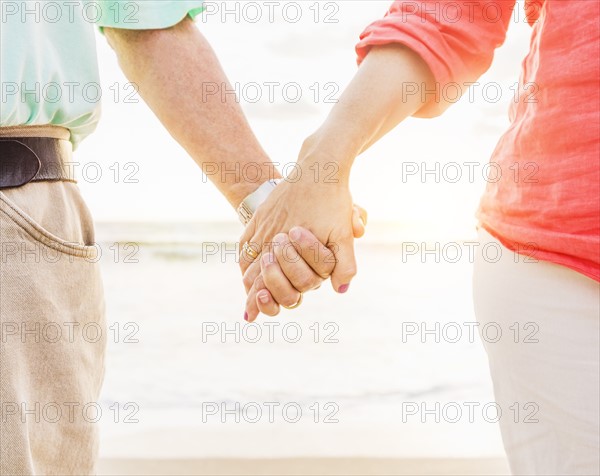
left=356, top=0, right=600, bottom=280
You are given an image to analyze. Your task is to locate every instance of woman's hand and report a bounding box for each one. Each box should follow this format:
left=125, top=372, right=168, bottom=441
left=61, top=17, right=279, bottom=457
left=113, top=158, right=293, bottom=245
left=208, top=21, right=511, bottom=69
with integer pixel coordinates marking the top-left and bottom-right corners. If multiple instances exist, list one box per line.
left=239, top=157, right=358, bottom=295
left=242, top=206, right=367, bottom=322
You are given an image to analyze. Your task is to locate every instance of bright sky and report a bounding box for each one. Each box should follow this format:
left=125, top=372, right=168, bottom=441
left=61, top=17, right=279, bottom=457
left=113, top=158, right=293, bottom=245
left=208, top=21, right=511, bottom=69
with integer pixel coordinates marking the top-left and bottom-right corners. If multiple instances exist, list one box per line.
left=77, top=0, right=532, bottom=237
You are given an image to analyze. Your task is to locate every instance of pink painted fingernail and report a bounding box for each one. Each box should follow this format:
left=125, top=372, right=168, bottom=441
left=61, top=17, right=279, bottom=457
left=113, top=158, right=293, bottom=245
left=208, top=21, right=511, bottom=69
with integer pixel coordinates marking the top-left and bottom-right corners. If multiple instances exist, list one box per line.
left=258, top=291, right=270, bottom=304
left=338, top=284, right=350, bottom=294
left=244, top=312, right=249, bottom=321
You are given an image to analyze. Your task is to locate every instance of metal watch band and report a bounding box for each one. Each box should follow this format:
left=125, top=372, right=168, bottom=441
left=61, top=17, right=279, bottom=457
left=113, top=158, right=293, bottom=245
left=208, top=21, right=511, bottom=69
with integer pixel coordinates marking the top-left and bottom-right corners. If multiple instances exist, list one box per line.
left=236, top=179, right=282, bottom=225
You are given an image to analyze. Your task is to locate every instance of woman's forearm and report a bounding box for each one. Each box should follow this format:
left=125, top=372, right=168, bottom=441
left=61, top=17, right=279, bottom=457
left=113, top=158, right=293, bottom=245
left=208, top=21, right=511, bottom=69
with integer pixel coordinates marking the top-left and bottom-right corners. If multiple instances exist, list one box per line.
left=238, top=47, right=433, bottom=302
left=299, top=44, right=434, bottom=180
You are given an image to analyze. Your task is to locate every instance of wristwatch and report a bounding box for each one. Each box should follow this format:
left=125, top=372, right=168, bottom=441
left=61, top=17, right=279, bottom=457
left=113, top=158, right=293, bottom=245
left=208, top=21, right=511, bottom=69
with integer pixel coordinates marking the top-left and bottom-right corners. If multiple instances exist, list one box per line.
left=237, top=179, right=282, bottom=225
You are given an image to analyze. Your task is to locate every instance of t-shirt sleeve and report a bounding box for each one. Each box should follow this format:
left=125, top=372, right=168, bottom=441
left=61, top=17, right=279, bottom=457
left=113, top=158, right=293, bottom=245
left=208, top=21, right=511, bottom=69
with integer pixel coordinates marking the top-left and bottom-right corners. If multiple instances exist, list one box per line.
left=94, top=0, right=205, bottom=30
left=356, top=0, right=517, bottom=116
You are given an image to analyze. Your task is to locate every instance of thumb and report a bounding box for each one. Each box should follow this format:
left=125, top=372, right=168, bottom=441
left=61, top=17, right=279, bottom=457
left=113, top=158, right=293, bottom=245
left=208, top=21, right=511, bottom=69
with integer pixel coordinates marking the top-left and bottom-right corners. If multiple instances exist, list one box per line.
left=351, top=205, right=368, bottom=238
left=329, top=236, right=357, bottom=294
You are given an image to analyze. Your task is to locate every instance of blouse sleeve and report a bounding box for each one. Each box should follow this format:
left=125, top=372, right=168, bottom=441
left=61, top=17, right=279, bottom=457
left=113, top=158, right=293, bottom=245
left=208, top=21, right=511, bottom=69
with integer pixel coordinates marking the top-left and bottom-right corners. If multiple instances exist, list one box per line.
left=356, top=1, right=517, bottom=116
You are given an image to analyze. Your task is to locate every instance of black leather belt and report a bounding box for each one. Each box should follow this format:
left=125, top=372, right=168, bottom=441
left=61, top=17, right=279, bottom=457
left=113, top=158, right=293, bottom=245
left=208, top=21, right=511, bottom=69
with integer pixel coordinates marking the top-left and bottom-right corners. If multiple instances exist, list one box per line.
left=0, top=136, right=74, bottom=189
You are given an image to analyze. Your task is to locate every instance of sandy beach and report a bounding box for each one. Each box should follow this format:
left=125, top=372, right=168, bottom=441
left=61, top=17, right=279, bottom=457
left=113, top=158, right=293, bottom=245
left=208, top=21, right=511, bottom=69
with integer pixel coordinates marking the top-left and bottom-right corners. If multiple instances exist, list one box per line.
left=98, top=457, right=510, bottom=475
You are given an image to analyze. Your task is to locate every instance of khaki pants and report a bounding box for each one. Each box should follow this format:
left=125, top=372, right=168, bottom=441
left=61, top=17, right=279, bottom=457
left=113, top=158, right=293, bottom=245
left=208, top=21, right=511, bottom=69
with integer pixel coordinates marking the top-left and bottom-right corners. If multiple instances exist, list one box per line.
left=474, top=229, right=600, bottom=475
left=0, top=182, right=105, bottom=475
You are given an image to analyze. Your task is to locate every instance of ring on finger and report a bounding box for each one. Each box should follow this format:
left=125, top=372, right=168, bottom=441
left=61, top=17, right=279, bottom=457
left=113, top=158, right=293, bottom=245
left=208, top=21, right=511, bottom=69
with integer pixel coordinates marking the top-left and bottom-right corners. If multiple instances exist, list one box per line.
left=282, top=292, right=303, bottom=310
left=242, top=242, right=259, bottom=260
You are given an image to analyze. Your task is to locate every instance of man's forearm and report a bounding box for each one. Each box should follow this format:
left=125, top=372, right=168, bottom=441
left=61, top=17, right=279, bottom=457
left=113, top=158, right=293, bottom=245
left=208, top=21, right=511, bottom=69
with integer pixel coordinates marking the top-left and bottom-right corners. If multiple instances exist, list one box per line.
left=299, top=44, right=434, bottom=180
left=105, top=19, right=280, bottom=208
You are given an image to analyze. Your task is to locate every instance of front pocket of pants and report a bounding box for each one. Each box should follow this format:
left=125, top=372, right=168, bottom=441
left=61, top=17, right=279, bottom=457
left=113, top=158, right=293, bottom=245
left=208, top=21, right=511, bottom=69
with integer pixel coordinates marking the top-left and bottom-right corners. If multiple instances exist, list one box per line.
left=0, top=186, right=99, bottom=261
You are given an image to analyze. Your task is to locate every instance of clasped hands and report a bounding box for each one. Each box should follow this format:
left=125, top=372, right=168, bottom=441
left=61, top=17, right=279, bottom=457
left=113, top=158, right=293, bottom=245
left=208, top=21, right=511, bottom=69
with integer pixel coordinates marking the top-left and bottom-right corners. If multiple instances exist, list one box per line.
left=239, top=164, right=366, bottom=322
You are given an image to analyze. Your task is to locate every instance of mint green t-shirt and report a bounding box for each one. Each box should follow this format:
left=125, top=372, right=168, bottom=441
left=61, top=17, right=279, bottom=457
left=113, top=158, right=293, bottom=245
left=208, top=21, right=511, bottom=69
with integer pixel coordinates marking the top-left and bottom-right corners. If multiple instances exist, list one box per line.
left=0, top=1, right=204, bottom=148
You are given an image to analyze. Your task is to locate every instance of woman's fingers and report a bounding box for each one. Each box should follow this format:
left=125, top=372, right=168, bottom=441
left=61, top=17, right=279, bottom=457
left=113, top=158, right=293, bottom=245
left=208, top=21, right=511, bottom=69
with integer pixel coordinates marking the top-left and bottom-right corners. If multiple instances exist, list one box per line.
left=355, top=204, right=368, bottom=227
left=352, top=205, right=368, bottom=238
left=242, top=259, right=261, bottom=293
left=329, top=235, right=357, bottom=293
left=272, top=233, right=324, bottom=292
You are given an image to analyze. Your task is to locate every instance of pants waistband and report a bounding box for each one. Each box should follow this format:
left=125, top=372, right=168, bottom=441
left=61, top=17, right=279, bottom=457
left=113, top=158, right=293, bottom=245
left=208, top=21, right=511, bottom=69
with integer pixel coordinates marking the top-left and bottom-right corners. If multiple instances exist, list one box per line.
left=0, top=125, right=71, bottom=141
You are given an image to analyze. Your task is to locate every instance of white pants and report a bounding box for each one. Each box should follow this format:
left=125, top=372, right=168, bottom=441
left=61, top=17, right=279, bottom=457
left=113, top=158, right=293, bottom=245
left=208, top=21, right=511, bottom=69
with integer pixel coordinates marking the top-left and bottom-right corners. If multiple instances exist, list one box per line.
left=473, top=229, right=599, bottom=475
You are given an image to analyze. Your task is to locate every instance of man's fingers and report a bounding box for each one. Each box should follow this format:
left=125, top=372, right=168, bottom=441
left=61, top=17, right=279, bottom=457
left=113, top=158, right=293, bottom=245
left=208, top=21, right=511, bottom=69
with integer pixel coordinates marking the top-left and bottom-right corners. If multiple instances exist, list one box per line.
left=273, top=233, right=323, bottom=293
left=255, top=288, right=280, bottom=317
left=288, top=227, right=336, bottom=278
left=329, top=236, right=357, bottom=293
left=352, top=205, right=368, bottom=238
left=242, top=259, right=261, bottom=294
left=260, top=252, right=302, bottom=309
left=244, top=275, right=261, bottom=323
left=245, top=274, right=280, bottom=322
